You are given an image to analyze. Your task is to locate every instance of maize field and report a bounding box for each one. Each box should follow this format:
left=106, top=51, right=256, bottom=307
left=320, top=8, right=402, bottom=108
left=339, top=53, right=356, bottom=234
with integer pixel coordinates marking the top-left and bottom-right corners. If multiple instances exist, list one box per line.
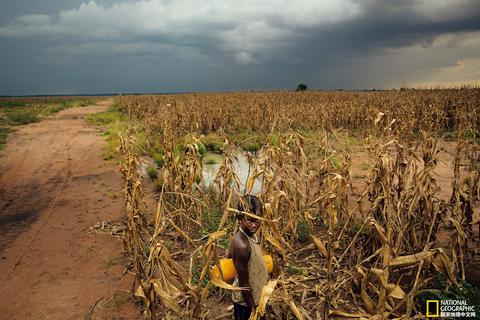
left=114, top=89, right=479, bottom=319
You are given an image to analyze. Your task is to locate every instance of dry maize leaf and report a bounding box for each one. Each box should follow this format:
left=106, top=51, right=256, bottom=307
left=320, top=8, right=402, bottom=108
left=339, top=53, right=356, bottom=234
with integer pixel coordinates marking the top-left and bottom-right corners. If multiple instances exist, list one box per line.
left=432, top=249, right=457, bottom=285
left=370, top=268, right=388, bottom=288
left=152, top=280, right=182, bottom=315
left=200, top=285, right=210, bottom=304
left=329, top=310, right=370, bottom=318
left=368, top=312, right=390, bottom=320
left=134, top=284, right=150, bottom=309
left=287, top=299, right=304, bottom=320
left=159, top=247, right=186, bottom=279
left=209, top=274, right=246, bottom=290
left=264, top=233, right=286, bottom=257
left=369, top=220, right=388, bottom=244
left=227, top=208, right=278, bottom=222
left=361, top=276, right=376, bottom=314
left=246, top=170, right=264, bottom=194
left=257, top=279, right=278, bottom=316
left=374, top=112, right=385, bottom=125
left=390, top=251, right=432, bottom=268
left=166, top=218, right=196, bottom=246
left=311, top=235, right=328, bottom=257
left=386, top=285, right=406, bottom=300
left=207, top=229, right=227, bottom=243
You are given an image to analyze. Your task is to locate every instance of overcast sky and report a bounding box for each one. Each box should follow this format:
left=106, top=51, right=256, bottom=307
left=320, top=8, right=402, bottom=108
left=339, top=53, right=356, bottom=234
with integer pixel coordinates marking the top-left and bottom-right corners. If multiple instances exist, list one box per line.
left=0, top=0, right=479, bottom=95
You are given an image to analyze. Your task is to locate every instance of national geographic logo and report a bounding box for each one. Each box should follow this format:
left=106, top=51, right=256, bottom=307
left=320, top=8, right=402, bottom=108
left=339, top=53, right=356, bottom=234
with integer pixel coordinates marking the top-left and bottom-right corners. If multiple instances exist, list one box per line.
left=426, top=300, right=439, bottom=318
left=426, top=299, right=476, bottom=318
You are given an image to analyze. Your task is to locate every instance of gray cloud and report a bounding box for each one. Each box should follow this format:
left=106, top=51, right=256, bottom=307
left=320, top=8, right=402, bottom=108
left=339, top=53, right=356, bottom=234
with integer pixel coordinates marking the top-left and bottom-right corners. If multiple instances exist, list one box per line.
left=0, top=0, right=479, bottom=95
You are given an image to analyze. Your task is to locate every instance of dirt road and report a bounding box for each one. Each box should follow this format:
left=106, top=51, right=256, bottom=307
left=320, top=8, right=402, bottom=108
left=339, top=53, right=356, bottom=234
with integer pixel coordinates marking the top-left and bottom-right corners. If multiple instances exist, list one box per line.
left=0, top=100, right=140, bottom=319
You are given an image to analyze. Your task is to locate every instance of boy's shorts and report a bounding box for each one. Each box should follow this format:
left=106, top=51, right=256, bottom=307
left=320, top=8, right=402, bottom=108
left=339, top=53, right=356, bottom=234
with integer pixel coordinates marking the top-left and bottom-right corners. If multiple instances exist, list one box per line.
left=233, top=302, right=265, bottom=320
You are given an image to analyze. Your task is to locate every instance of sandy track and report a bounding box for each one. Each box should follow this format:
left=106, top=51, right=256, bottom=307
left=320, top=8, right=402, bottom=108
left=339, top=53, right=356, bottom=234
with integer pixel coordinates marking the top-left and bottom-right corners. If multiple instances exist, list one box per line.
left=0, top=100, right=140, bottom=319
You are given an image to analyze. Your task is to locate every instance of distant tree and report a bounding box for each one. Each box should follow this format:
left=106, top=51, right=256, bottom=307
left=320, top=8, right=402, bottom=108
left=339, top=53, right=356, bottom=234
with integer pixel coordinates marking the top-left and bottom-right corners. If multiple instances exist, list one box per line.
left=296, top=83, right=308, bottom=91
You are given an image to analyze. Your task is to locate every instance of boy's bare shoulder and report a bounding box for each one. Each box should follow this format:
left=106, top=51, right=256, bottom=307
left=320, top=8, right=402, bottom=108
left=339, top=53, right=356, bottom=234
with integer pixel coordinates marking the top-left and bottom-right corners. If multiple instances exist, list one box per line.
left=232, top=232, right=250, bottom=253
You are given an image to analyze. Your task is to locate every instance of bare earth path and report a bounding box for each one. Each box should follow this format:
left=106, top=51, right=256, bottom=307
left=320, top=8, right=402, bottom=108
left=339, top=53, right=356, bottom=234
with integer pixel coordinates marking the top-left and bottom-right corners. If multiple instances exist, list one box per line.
left=0, top=100, right=140, bottom=319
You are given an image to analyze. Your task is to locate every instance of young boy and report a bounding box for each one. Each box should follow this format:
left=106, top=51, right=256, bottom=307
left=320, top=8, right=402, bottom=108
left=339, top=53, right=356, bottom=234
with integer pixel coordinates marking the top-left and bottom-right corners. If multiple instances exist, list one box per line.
left=231, top=195, right=268, bottom=320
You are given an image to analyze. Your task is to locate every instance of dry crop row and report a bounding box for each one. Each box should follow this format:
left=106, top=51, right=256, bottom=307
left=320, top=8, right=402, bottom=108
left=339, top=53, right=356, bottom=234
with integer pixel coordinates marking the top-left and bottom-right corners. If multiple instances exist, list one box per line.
left=115, top=90, right=479, bottom=319
left=117, top=89, right=479, bottom=142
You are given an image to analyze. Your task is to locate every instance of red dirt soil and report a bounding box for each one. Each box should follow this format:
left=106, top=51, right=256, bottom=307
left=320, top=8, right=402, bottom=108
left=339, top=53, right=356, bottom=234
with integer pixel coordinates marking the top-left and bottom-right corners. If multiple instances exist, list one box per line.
left=0, top=100, right=141, bottom=320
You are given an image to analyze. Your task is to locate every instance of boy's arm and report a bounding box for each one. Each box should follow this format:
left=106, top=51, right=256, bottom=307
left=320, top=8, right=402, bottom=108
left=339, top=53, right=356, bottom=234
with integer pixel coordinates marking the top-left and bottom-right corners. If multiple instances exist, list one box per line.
left=232, top=241, right=256, bottom=309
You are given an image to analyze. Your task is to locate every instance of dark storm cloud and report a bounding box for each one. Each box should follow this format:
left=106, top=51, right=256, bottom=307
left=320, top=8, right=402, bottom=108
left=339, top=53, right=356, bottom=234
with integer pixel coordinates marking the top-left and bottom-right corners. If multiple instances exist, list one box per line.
left=0, top=0, right=479, bottom=95
left=260, top=0, right=480, bottom=64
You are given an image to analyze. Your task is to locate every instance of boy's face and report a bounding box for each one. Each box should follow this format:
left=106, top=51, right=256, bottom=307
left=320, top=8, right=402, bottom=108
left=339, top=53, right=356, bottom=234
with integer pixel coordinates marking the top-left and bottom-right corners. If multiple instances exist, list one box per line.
left=240, top=207, right=262, bottom=235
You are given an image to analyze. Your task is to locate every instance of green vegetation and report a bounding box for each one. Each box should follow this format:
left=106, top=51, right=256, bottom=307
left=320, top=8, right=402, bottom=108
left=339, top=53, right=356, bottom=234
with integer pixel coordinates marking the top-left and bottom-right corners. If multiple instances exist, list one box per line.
left=231, top=134, right=264, bottom=153
left=286, top=265, right=308, bottom=276
left=201, top=209, right=222, bottom=235
left=330, top=157, right=341, bottom=170
left=146, top=165, right=158, bottom=180
left=0, top=101, right=28, bottom=108
left=271, top=133, right=280, bottom=147
left=203, top=141, right=222, bottom=153
left=85, top=103, right=125, bottom=160
left=202, top=153, right=220, bottom=165
left=0, top=127, right=10, bottom=151
left=151, top=151, right=165, bottom=167
left=5, top=110, right=39, bottom=125
left=296, top=220, right=310, bottom=243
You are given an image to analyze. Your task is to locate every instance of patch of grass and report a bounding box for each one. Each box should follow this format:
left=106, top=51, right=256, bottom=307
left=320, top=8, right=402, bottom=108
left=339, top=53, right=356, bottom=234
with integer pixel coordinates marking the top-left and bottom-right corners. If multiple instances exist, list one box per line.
left=203, top=153, right=221, bottom=165
left=174, top=143, right=187, bottom=154
left=192, top=263, right=209, bottom=287
left=197, top=142, right=207, bottom=155
left=85, top=105, right=124, bottom=125
left=0, top=127, right=10, bottom=150
left=296, top=220, right=310, bottom=243
left=237, top=136, right=263, bottom=152
left=286, top=265, right=307, bottom=276
left=201, top=209, right=222, bottom=236
left=204, top=141, right=222, bottom=153
left=40, top=101, right=78, bottom=116
left=271, top=133, right=280, bottom=147
left=200, top=134, right=223, bottom=153
left=151, top=151, right=164, bottom=167
left=86, top=104, right=126, bottom=160
left=6, top=110, right=39, bottom=125
left=76, top=100, right=91, bottom=107
left=231, top=133, right=265, bottom=153
left=146, top=165, right=158, bottom=180
left=0, top=101, right=28, bottom=108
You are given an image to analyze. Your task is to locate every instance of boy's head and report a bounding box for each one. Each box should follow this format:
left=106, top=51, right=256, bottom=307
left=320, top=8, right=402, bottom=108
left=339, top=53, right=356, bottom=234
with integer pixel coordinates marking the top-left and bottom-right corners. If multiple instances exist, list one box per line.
left=237, top=194, right=263, bottom=235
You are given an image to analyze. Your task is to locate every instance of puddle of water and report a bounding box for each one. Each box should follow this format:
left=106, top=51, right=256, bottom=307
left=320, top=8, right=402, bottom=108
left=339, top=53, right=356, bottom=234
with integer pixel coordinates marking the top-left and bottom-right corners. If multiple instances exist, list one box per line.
left=201, top=151, right=263, bottom=194
left=139, top=157, right=156, bottom=178
left=139, top=151, right=263, bottom=194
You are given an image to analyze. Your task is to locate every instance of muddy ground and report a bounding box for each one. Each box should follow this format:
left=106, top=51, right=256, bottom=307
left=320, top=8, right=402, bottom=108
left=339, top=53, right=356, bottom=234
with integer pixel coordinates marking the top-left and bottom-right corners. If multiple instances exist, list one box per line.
left=0, top=100, right=140, bottom=319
